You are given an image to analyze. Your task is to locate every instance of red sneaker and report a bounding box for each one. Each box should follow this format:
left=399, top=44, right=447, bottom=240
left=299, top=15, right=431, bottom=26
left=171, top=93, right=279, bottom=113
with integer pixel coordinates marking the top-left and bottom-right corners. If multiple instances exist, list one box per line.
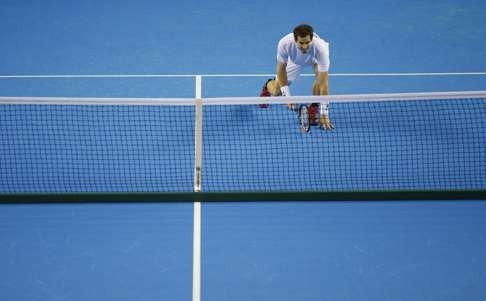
left=259, top=78, right=274, bottom=108
left=309, top=103, right=319, bottom=125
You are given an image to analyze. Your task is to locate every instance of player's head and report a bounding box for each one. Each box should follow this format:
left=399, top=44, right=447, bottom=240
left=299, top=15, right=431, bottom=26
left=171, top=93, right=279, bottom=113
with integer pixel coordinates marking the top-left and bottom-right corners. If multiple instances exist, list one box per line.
left=293, top=24, right=314, bottom=53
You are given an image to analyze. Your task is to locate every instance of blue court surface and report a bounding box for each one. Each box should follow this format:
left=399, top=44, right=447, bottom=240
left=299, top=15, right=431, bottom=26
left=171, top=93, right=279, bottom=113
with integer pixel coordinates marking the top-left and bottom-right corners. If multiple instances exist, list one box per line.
left=1, top=0, right=486, bottom=300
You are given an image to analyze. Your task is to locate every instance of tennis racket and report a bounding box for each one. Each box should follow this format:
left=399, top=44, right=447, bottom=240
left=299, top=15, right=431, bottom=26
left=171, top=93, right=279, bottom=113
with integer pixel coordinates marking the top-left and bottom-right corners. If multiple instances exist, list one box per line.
left=298, top=104, right=311, bottom=133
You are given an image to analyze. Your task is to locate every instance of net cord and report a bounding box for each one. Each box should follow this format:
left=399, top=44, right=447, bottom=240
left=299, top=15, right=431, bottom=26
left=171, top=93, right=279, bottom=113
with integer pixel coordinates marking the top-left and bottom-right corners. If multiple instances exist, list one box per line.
left=1, top=91, right=485, bottom=106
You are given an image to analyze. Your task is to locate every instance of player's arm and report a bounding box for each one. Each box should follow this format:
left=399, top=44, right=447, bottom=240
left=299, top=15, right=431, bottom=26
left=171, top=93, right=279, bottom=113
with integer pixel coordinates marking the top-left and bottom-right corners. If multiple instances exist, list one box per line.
left=314, top=71, right=329, bottom=96
left=314, top=71, right=335, bottom=130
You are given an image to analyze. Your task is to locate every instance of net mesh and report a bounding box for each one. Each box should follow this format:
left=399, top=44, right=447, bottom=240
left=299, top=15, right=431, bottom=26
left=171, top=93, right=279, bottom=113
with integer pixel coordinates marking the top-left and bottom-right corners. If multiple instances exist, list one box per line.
left=0, top=101, right=194, bottom=193
left=203, top=97, right=486, bottom=191
left=1, top=92, right=485, bottom=194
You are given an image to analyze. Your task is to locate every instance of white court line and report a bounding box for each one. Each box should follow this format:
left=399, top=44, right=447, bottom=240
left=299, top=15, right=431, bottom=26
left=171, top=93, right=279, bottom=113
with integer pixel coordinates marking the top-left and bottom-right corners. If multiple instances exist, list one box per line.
left=7, top=73, right=249, bottom=78
left=192, top=202, right=201, bottom=301
left=192, top=75, right=202, bottom=301
left=206, top=72, right=486, bottom=77
left=0, top=72, right=486, bottom=79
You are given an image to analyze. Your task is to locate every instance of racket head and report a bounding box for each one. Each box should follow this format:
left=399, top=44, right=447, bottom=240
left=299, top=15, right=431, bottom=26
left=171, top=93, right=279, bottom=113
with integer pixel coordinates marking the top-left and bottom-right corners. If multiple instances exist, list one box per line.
left=298, top=104, right=311, bottom=133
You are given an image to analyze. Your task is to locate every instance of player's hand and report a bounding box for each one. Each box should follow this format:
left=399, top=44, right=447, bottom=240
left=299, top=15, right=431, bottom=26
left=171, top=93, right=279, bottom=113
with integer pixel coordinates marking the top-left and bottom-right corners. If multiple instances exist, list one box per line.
left=320, top=115, right=335, bottom=130
left=287, top=103, right=297, bottom=111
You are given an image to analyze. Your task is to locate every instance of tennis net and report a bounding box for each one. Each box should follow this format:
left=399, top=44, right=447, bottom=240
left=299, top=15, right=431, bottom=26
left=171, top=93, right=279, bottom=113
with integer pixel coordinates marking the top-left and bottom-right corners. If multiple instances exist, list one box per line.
left=1, top=91, right=485, bottom=200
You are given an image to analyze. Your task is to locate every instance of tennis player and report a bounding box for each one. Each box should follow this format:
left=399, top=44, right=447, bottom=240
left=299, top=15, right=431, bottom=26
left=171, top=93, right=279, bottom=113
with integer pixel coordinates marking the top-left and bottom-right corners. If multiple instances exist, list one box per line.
left=260, top=24, right=334, bottom=130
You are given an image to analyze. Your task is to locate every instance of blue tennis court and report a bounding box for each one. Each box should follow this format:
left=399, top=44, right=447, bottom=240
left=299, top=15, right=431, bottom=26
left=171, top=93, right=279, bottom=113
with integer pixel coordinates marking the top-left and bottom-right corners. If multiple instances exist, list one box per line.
left=1, top=0, right=486, bottom=300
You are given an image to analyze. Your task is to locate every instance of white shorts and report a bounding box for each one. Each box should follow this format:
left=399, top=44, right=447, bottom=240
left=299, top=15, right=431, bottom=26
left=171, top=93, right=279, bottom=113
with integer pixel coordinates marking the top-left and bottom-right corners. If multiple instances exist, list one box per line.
left=277, top=61, right=314, bottom=83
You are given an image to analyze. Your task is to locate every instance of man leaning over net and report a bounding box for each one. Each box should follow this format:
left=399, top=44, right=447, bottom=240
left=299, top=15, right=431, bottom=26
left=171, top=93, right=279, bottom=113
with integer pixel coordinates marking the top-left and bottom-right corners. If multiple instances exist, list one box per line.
left=260, top=24, right=335, bottom=130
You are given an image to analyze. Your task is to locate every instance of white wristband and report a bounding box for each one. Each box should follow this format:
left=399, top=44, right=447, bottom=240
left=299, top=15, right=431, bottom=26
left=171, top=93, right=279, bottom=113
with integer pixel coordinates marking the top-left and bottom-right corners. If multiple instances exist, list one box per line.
left=320, top=101, right=329, bottom=115
left=280, top=85, right=291, bottom=96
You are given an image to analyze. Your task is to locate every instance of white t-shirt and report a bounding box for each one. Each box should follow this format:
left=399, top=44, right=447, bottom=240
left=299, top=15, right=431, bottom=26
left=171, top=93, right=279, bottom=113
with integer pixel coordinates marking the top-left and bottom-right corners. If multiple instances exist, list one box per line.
left=276, top=33, right=330, bottom=72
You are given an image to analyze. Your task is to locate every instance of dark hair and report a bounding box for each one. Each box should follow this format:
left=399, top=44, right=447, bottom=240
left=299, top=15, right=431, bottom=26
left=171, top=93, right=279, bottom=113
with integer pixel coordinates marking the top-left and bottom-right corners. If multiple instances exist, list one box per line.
left=293, top=24, right=314, bottom=40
